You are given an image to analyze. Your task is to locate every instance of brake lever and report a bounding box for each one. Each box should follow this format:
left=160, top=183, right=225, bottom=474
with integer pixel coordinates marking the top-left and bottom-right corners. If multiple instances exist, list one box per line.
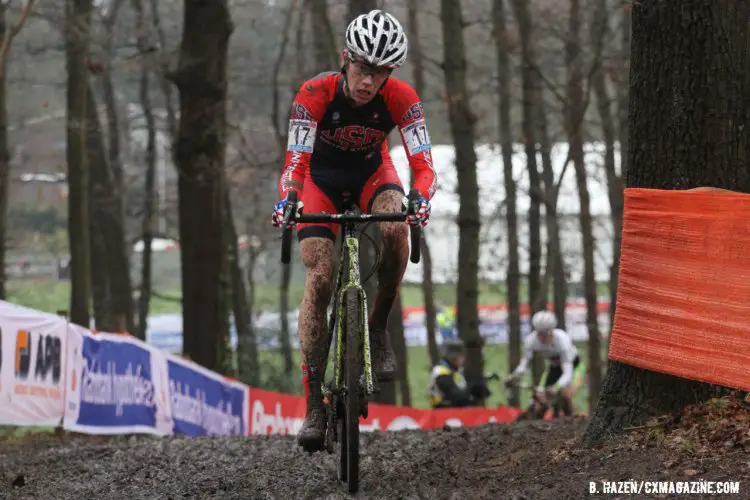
left=281, top=201, right=297, bottom=232
left=406, top=191, right=420, bottom=220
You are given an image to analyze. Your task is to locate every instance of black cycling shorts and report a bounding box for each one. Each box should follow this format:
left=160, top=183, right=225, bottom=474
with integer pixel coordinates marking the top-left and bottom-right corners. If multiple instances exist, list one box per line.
left=542, top=354, right=580, bottom=388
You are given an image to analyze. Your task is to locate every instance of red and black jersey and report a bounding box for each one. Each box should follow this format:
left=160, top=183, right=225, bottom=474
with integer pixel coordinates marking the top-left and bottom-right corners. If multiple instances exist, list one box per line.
left=278, top=72, right=437, bottom=201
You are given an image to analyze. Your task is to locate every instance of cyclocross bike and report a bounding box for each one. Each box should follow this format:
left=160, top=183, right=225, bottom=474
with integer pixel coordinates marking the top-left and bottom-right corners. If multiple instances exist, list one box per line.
left=280, top=188, right=422, bottom=494
left=504, top=378, right=573, bottom=421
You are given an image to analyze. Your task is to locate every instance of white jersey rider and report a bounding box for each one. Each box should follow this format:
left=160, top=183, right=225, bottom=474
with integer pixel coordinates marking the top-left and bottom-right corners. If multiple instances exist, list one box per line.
left=507, top=310, right=585, bottom=416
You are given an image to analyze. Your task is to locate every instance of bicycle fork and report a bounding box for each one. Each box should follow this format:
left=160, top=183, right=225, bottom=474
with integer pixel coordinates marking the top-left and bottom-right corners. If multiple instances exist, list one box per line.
left=322, top=235, right=376, bottom=453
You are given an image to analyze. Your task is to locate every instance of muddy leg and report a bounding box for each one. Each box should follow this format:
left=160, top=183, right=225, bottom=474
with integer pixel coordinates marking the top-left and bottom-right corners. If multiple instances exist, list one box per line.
left=296, top=236, right=334, bottom=452
left=368, top=190, right=408, bottom=381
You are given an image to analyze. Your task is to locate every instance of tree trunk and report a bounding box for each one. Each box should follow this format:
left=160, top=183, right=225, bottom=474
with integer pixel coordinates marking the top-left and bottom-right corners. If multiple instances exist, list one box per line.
left=230, top=207, right=259, bottom=386
left=308, top=0, right=337, bottom=73
left=242, top=221, right=262, bottom=386
left=86, top=84, right=113, bottom=331
left=511, top=0, right=544, bottom=386
left=392, top=292, right=410, bottom=406
left=86, top=83, right=133, bottom=336
left=510, top=0, right=543, bottom=318
left=100, top=65, right=134, bottom=334
left=134, top=0, right=157, bottom=341
left=279, top=262, right=293, bottom=374
left=101, top=3, right=124, bottom=190
left=610, top=4, right=631, bottom=326
left=582, top=0, right=749, bottom=447
left=128, top=0, right=157, bottom=340
left=172, top=0, right=232, bottom=371
left=407, top=0, right=426, bottom=100
left=219, top=193, right=234, bottom=378
left=149, top=0, right=178, bottom=139
left=374, top=285, right=397, bottom=406
left=294, top=5, right=307, bottom=88
left=420, top=234, right=439, bottom=366
left=407, top=0, right=438, bottom=367
left=493, top=0, right=521, bottom=407
left=0, top=6, right=11, bottom=299
left=591, top=0, right=622, bottom=347
left=538, top=94, right=567, bottom=328
left=375, top=247, right=397, bottom=405
left=65, top=0, right=93, bottom=327
left=441, top=0, right=483, bottom=390
left=566, top=0, right=602, bottom=411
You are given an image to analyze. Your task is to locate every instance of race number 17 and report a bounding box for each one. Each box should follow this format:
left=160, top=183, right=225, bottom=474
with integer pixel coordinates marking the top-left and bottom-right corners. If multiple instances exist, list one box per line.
left=411, top=125, right=428, bottom=146
left=287, top=119, right=317, bottom=153
left=402, top=119, right=431, bottom=155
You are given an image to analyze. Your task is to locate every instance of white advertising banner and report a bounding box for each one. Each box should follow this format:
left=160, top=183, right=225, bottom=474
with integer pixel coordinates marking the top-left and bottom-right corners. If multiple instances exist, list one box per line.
left=0, top=301, right=68, bottom=426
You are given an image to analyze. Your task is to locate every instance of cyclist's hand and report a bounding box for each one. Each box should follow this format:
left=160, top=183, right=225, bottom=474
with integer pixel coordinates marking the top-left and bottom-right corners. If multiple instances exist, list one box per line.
left=503, top=373, right=519, bottom=387
left=271, top=194, right=303, bottom=228
left=403, top=195, right=431, bottom=227
left=534, top=386, right=546, bottom=401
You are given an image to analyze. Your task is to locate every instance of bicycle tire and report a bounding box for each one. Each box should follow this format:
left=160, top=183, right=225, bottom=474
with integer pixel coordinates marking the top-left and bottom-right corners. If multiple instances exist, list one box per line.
left=342, top=287, right=362, bottom=493
left=339, top=398, right=348, bottom=481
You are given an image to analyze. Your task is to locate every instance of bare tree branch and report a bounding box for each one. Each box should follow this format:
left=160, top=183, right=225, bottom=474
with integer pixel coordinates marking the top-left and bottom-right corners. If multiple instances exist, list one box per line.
left=0, top=0, right=36, bottom=77
left=271, top=0, right=298, bottom=152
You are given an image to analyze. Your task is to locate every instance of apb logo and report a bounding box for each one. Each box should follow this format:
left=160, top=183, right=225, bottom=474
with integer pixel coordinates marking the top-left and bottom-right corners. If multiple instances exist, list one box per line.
left=15, top=330, right=30, bottom=379
left=15, top=329, right=61, bottom=384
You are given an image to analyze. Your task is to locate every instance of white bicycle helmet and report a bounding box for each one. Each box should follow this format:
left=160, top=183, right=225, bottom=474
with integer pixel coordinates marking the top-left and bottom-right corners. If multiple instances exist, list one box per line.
left=532, top=310, right=557, bottom=332
left=345, top=10, right=408, bottom=68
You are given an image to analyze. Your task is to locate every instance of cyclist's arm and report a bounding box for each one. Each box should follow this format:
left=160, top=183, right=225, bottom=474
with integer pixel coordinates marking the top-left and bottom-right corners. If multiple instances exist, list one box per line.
left=277, top=77, right=332, bottom=199
left=511, top=334, right=536, bottom=377
left=383, top=80, right=437, bottom=200
left=553, top=361, right=574, bottom=391
left=552, top=333, right=576, bottom=390
left=434, top=374, right=474, bottom=407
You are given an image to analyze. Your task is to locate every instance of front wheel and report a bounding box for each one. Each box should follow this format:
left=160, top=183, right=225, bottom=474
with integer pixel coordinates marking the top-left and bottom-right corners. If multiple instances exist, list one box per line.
left=340, top=288, right=363, bottom=494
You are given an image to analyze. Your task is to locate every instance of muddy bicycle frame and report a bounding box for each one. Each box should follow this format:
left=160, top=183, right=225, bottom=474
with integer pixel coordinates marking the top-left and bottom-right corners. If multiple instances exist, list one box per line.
left=280, top=188, right=421, bottom=494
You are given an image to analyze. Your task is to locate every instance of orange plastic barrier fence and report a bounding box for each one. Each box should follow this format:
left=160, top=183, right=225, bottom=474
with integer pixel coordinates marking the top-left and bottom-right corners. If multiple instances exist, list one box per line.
left=609, top=187, right=750, bottom=391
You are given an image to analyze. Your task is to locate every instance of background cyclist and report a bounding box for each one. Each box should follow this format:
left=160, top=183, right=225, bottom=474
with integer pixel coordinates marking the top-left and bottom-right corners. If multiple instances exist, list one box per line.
left=505, top=310, right=585, bottom=416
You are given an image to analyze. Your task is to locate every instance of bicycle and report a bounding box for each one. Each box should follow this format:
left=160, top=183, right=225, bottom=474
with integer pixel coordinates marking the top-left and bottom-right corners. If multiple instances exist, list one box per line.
left=280, top=188, right=422, bottom=494
left=504, top=377, right=570, bottom=422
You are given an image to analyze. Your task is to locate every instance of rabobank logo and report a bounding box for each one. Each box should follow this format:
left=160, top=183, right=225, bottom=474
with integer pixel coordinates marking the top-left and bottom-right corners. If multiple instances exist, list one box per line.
left=168, top=360, right=244, bottom=437
left=77, top=337, right=156, bottom=428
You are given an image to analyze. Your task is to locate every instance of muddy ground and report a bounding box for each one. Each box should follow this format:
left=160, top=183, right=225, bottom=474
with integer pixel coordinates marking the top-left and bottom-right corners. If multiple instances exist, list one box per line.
left=0, top=399, right=748, bottom=500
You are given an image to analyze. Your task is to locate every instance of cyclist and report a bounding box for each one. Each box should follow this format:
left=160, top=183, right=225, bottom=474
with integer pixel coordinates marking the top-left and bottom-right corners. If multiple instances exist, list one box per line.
left=271, top=10, right=437, bottom=452
left=428, top=339, right=491, bottom=408
left=505, top=310, right=585, bottom=416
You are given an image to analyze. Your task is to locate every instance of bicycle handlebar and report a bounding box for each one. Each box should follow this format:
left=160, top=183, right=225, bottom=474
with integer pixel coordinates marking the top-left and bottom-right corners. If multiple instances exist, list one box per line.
left=280, top=188, right=422, bottom=265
